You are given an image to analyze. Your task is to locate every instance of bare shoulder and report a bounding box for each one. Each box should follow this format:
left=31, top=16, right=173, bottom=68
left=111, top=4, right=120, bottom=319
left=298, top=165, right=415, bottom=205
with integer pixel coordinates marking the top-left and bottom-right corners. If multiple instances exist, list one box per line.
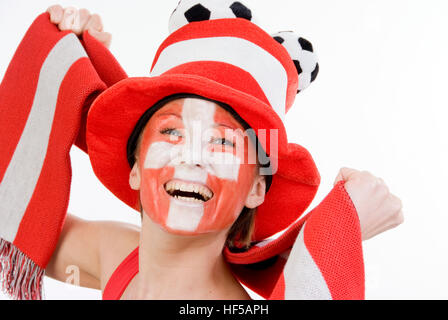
left=96, top=219, right=140, bottom=291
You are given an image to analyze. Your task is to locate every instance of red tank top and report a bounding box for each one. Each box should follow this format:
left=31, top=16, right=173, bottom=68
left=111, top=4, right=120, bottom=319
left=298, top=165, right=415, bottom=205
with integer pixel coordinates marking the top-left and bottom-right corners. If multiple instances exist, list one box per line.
left=102, top=247, right=139, bottom=300
left=102, top=246, right=252, bottom=300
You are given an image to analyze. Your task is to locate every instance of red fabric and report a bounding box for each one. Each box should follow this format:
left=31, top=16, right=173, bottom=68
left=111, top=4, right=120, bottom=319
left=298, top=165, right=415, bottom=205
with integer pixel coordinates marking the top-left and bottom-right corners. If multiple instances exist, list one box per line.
left=255, top=144, right=320, bottom=240
left=102, top=247, right=139, bottom=300
left=269, top=273, right=286, bottom=300
left=86, top=74, right=305, bottom=218
left=228, top=181, right=364, bottom=300
left=13, top=58, right=106, bottom=267
left=75, top=31, right=128, bottom=153
left=1, top=13, right=364, bottom=300
left=303, top=182, right=364, bottom=299
left=86, top=74, right=319, bottom=240
left=86, top=16, right=320, bottom=241
left=151, top=18, right=298, bottom=113
left=0, top=15, right=70, bottom=183
left=102, top=182, right=364, bottom=300
left=0, top=14, right=107, bottom=268
left=164, top=61, right=271, bottom=106
left=0, top=13, right=125, bottom=299
left=81, top=31, right=128, bottom=88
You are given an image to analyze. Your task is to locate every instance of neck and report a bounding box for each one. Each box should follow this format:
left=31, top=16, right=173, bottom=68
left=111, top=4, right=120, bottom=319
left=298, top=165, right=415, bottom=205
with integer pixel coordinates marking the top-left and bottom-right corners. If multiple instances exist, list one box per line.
left=131, top=213, right=244, bottom=299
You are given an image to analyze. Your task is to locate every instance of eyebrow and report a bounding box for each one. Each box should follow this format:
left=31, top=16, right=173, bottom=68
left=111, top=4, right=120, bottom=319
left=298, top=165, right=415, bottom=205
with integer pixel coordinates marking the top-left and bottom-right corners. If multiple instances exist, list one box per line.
left=214, top=123, right=246, bottom=140
left=156, top=113, right=243, bottom=135
left=214, top=123, right=236, bottom=130
left=156, top=112, right=182, bottom=119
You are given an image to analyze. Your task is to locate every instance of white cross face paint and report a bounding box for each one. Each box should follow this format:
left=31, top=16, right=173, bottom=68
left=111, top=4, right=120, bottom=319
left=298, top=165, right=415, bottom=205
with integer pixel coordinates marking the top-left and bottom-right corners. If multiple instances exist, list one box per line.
left=136, top=98, right=258, bottom=235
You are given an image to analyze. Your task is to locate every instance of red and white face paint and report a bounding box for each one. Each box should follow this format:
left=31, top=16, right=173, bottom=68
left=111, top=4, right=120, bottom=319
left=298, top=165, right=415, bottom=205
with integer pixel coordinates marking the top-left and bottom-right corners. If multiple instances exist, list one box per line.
left=136, top=98, right=258, bottom=236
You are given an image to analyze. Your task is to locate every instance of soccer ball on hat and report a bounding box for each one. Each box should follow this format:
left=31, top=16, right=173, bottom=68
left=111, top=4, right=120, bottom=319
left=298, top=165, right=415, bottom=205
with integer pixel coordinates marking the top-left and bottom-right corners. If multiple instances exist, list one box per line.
left=168, top=1, right=319, bottom=94
left=169, top=0, right=254, bottom=34
left=272, top=31, right=319, bottom=93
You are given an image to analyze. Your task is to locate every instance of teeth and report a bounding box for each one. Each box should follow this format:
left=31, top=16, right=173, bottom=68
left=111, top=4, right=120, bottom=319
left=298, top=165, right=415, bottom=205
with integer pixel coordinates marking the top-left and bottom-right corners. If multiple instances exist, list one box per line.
left=174, top=195, right=204, bottom=203
left=180, top=183, right=193, bottom=193
left=165, top=181, right=213, bottom=201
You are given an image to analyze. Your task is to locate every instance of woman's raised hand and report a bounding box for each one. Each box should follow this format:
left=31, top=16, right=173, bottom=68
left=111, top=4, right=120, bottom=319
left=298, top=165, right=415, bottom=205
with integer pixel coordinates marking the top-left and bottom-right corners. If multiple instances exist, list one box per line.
left=46, top=5, right=112, bottom=48
left=334, top=167, right=404, bottom=241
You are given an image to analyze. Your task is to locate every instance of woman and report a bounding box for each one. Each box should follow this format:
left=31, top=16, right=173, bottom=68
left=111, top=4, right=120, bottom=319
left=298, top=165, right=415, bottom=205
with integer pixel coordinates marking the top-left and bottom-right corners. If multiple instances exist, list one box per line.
left=4, top=3, right=403, bottom=300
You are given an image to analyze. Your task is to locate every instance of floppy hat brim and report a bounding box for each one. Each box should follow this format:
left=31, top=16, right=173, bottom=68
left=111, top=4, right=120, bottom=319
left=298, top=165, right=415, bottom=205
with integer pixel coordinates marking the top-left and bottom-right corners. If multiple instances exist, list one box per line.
left=86, top=73, right=320, bottom=241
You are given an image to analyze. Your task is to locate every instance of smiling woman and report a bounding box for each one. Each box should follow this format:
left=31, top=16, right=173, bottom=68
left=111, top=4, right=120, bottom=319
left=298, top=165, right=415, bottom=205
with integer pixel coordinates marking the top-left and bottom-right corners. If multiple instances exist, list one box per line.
left=127, top=93, right=271, bottom=250
left=0, top=0, right=405, bottom=301
left=103, top=95, right=268, bottom=299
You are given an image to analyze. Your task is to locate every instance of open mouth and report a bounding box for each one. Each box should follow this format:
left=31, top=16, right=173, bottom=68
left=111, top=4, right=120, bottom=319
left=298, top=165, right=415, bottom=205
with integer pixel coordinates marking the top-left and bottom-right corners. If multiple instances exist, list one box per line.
left=164, top=181, right=213, bottom=203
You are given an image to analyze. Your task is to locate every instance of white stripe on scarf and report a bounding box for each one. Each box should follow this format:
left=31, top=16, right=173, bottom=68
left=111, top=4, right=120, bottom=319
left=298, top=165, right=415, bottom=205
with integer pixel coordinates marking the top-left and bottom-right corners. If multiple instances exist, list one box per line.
left=0, top=34, right=87, bottom=242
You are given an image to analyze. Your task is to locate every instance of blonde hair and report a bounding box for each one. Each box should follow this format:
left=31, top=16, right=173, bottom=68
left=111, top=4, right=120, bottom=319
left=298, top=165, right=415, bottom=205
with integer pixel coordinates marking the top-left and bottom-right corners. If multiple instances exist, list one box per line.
left=225, top=206, right=256, bottom=251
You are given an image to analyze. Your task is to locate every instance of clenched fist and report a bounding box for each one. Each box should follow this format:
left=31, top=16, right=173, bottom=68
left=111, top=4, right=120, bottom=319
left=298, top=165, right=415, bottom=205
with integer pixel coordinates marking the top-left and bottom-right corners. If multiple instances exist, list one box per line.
left=47, top=5, right=111, bottom=48
left=334, top=168, right=404, bottom=241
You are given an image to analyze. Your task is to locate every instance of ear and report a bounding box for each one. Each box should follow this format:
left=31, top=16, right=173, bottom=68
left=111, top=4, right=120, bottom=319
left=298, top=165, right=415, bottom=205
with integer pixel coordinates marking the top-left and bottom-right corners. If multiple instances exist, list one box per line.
left=245, top=174, right=266, bottom=209
left=129, top=162, right=141, bottom=191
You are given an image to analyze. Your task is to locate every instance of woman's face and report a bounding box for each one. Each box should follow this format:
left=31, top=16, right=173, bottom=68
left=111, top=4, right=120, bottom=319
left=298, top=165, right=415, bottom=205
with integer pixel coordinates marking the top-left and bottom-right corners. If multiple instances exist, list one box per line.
left=130, top=97, right=264, bottom=236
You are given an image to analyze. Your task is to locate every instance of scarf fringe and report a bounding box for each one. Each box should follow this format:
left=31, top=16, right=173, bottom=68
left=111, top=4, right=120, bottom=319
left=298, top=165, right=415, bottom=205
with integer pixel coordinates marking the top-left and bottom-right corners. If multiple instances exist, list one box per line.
left=0, top=238, right=44, bottom=300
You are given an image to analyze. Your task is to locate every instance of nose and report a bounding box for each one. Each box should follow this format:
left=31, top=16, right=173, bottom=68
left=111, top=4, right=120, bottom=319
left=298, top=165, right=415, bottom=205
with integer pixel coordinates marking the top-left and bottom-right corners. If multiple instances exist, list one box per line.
left=178, top=143, right=205, bottom=167
left=179, top=159, right=203, bottom=168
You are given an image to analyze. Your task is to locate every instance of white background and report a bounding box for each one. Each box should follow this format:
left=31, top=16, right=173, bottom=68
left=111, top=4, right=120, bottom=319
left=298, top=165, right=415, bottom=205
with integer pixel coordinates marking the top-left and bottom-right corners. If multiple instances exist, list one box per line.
left=1, top=0, right=448, bottom=300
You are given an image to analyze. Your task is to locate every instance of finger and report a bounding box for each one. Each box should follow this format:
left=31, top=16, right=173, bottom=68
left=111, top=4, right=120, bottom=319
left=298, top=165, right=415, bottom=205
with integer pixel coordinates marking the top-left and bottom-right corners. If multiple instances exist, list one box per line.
left=362, top=225, right=393, bottom=241
left=382, top=208, right=404, bottom=229
left=47, top=5, right=64, bottom=24
left=85, top=14, right=104, bottom=32
left=363, top=214, right=404, bottom=241
left=333, top=171, right=344, bottom=186
left=88, top=30, right=112, bottom=49
left=72, top=8, right=90, bottom=35
left=58, top=6, right=77, bottom=31
left=362, top=215, right=399, bottom=240
left=364, top=195, right=404, bottom=240
left=334, top=167, right=359, bottom=185
left=372, top=193, right=402, bottom=224
left=387, top=193, right=403, bottom=214
left=375, top=177, right=390, bottom=195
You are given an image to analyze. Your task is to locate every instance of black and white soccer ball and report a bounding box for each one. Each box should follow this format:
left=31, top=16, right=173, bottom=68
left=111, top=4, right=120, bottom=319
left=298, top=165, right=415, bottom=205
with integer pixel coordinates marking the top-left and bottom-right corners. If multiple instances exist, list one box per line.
left=272, top=31, right=319, bottom=93
left=169, top=0, right=255, bottom=34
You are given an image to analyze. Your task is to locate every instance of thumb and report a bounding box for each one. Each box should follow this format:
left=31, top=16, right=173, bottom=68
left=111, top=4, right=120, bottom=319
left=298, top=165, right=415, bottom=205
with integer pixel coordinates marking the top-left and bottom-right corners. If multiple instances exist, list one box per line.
left=47, top=5, right=63, bottom=24
left=87, top=29, right=112, bottom=49
left=333, top=167, right=358, bottom=186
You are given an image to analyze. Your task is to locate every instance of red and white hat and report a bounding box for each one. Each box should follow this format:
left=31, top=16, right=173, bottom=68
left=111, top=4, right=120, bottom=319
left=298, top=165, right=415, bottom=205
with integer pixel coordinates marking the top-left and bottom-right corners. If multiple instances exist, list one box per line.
left=86, top=0, right=321, bottom=241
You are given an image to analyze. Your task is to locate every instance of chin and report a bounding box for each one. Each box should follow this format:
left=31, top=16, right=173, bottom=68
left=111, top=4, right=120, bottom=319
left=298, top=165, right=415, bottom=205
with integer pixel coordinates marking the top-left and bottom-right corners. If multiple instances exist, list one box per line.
left=158, top=222, right=224, bottom=237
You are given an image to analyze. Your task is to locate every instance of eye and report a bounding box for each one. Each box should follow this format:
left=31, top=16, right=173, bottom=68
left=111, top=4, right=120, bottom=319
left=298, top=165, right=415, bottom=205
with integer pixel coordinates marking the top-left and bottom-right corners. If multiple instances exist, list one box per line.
left=210, top=137, right=235, bottom=147
left=160, top=128, right=182, bottom=137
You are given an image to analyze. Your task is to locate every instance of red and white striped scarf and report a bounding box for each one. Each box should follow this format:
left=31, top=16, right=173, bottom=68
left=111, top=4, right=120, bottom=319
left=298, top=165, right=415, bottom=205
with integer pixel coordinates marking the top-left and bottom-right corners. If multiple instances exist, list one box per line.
left=0, top=13, right=364, bottom=300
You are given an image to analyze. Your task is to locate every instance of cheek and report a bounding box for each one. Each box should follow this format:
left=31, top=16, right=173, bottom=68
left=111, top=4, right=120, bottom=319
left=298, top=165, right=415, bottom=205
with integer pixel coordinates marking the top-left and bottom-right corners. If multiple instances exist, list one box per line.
left=195, top=163, right=256, bottom=233
left=138, top=133, right=176, bottom=225
left=139, top=166, right=175, bottom=226
left=139, top=168, right=159, bottom=205
left=138, top=129, right=177, bottom=191
left=135, top=120, right=257, bottom=234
